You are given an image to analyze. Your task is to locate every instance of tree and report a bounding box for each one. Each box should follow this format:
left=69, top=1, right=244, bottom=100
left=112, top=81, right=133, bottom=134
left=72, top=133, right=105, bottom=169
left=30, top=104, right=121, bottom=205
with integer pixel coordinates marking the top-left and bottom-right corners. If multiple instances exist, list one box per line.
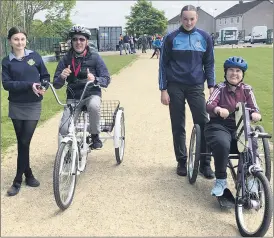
left=23, top=0, right=76, bottom=36
left=0, top=0, right=76, bottom=37
left=0, top=0, right=23, bottom=36
left=125, top=0, right=168, bottom=36
left=31, top=18, right=73, bottom=39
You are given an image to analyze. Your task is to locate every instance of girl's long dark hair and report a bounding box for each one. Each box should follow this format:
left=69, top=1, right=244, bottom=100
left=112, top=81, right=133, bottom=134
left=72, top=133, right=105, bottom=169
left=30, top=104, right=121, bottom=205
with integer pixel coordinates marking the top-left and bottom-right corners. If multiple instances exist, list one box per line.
left=8, top=27, right=27, bottom=39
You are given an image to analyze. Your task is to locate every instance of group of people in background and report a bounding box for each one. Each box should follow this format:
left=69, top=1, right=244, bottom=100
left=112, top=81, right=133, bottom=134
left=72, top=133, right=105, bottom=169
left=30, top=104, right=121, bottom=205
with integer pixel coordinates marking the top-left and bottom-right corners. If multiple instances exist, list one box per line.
left=118, top=33, right=163, bottom=56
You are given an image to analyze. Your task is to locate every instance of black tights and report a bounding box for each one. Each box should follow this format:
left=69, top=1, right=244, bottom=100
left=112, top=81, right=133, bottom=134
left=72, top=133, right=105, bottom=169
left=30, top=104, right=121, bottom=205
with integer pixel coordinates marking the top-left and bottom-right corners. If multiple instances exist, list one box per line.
left=12, top=119, right=38, bottom=184
left=151, top=48, right=160, bottom=58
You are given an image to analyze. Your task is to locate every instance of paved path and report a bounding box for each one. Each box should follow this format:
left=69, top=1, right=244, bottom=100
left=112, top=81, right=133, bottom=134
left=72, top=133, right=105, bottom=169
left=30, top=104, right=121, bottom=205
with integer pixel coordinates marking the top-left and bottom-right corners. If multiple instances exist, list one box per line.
left=1, top=53, right=272, bottom=237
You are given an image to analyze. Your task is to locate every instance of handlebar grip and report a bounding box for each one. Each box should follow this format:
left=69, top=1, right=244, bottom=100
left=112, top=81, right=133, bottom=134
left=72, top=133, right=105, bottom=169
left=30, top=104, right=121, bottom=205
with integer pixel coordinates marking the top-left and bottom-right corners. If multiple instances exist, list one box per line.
left=259, top=134, right=272, bottom=139
left=254, top=132, right=272, bottom=139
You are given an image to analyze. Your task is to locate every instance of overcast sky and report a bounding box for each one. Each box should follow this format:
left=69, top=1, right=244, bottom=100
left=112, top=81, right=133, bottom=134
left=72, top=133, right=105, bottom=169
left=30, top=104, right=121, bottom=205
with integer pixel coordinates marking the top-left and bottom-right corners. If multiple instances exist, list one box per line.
left=35, top=1, right=244, bottom=28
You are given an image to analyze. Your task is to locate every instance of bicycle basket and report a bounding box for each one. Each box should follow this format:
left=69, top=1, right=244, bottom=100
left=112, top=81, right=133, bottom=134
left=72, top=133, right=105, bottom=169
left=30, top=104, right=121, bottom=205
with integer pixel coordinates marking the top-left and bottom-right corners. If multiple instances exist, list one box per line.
left=100, top=100, right=120, bottom=132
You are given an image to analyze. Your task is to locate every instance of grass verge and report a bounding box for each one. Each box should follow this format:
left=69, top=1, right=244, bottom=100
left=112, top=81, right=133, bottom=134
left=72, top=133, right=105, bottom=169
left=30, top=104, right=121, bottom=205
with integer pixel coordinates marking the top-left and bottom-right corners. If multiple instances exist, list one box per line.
left=1, top=54, right=137, bottom=153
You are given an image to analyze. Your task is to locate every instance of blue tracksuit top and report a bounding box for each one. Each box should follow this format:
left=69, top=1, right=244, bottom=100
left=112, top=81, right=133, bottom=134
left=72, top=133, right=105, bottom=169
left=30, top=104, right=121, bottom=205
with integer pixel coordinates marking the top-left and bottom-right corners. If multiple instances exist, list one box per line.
left=153, top=39, right=162, bottom=48
left=159, top=26, right=215, bottom=90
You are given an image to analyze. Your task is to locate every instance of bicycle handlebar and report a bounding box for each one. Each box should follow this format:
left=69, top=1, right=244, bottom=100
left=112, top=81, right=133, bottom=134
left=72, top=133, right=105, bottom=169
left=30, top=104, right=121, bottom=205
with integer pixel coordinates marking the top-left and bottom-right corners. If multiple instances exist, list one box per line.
left=46, top=81, right=101, bottom=107
left=217, top=105, right=262, bottom=121
left=250, top=131, right=272, bottom=139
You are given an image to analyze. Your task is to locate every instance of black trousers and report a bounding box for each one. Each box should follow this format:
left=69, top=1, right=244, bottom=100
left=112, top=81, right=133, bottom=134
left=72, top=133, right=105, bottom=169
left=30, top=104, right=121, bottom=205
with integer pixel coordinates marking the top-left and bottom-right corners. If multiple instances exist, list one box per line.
left=167, top=82, right=210, bottom=166
left=204, top=123, right=258, bottom=179
left=151, top=48, right=160, bottom=58
left=204, top=123, right=238, bottom=179
left=12, top=119, right=38, bottom=184
left=142, top=44, right=147, bottom=53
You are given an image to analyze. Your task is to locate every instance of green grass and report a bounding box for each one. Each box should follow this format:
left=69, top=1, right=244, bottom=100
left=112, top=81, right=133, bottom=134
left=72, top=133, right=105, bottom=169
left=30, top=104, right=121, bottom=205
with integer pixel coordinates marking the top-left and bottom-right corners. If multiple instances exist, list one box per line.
left=1, top=48, right=273, bottom=153
left=1, top=54, right=137, bottom=153
left=214, top=48, right=273, bottom=136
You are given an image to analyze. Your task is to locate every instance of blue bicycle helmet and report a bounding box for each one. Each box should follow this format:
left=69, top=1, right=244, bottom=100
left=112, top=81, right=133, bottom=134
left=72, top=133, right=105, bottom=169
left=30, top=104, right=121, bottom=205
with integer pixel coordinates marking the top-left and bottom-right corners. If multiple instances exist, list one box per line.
left=224, top=56, right=248, bottom=72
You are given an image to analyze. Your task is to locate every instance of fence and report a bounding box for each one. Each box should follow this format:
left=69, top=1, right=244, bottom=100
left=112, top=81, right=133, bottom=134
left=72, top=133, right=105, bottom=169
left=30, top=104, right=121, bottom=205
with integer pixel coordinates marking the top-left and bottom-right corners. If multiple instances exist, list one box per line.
left=0, top=36, right=62, bottom=59
left=99, top=26, right=122, bottom=52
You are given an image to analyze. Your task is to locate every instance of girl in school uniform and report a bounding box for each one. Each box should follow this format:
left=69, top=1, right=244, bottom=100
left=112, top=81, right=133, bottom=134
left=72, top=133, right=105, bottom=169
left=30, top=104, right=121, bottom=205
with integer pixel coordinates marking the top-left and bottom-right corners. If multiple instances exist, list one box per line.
left=2, top=27, right=50, bottom=196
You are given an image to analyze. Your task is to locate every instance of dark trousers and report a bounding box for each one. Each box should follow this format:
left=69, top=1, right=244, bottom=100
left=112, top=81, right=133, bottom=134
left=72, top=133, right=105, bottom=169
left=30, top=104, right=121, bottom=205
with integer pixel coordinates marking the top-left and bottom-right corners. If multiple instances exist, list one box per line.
left=142, top=44, right=146, bottom=53
left=204, top=123, right=258, bottom=179
left=12, top=119, right=38, bottom=184
left=167, top=82, right=210, bottom=166
left=151, top=48, right=160, bottom=58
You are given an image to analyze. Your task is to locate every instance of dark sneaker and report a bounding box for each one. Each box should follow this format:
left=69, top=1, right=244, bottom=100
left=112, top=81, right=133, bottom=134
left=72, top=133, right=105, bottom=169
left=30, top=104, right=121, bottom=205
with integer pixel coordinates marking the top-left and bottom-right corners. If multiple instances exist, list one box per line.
left=7, top=182, right=21, bottom=196
left=199, top=165, right=215, bottom=179
left=177, top=162, right=187, bottom=176
left=90, top=134, right=103, bottom=150
left=26, top=177, right=40, bottom=187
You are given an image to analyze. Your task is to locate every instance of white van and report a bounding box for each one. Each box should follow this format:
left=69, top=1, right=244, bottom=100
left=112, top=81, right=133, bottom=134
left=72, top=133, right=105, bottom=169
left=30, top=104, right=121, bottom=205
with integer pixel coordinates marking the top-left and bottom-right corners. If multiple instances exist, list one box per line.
left=217, top=27, right=239, bottom=45
left=251, top=26, right=267, bottom=44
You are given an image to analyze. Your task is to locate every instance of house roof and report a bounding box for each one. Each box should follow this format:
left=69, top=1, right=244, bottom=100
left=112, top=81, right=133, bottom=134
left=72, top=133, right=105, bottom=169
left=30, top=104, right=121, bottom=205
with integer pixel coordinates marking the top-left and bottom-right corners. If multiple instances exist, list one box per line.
left=168, top=14, right=180, bottom=24
left=215, top=0, right=264, bottom=19
left=168, top=7, right=213, bottom=24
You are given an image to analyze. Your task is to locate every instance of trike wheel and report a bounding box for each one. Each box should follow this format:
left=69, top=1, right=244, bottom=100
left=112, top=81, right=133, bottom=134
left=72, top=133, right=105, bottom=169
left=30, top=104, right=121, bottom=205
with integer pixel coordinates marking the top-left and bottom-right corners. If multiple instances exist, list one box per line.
left=254, top=125, right=271, bottom=181
left=188, top=124, right=201, bottom=184
left=235, top=171, right=273, bottom=237
left=53, top=141, right=77, bottom=210
left=115, top=108, right=125, bottom=164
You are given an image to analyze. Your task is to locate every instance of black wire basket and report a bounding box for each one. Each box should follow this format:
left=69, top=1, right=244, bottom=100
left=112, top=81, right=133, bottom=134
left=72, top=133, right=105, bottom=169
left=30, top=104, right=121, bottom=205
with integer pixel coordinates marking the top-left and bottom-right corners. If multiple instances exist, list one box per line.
left=100, top=100, right=120, bottom=132
left=75, top=100, right=120, bottom=133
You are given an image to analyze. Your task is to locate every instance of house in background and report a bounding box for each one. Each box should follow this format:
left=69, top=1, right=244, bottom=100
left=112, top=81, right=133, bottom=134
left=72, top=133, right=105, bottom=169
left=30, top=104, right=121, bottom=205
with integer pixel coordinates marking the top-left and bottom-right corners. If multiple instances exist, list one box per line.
left=215, top=0, right=273, bottom=39
left=167, top=7, right=215, bottom=34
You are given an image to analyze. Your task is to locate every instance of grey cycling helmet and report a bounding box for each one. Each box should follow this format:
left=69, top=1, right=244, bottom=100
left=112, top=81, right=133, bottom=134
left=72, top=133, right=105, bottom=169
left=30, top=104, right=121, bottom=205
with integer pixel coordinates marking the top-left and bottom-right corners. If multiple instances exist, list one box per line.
left=68, top=25, right=91, bottom=39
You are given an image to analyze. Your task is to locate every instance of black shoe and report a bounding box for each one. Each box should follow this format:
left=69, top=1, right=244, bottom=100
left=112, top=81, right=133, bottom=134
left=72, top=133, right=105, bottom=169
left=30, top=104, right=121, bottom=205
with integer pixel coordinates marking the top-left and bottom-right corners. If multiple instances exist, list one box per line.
left=199, top=165, right=215, bottom=179
left=90, top=134, right=103, bottom=150
left=177, top=162, right=187, bottom=176
left=7, top=182, right=21, bottom=196
left=26, top=176, right=40, bottom=187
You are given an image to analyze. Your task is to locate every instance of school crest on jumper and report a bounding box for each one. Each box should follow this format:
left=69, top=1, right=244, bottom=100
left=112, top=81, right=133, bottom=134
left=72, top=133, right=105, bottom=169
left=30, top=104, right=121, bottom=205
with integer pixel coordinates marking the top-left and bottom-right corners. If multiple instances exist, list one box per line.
left=27, top=59, right=35, bottom=66
left=195, top=40, right=201, bottom=48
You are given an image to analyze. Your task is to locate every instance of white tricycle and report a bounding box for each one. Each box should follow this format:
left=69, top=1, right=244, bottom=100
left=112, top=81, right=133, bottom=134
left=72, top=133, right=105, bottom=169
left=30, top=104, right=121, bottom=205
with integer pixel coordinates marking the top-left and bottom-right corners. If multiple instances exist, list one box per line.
left=47, top=81, right=125, bottom=210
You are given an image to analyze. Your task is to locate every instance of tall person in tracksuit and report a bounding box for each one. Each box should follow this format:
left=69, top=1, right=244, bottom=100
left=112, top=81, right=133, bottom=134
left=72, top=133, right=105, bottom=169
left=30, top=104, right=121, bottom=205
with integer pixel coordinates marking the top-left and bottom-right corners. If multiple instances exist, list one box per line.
left=159, top=5, right=216, bottom=178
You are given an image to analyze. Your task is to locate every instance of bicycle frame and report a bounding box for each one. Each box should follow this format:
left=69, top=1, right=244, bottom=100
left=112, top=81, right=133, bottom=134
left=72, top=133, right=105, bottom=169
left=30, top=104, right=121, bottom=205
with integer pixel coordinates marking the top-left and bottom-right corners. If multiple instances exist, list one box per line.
left=200, top=102, right=271, bottom=192
left=47, top=81, right=100, bottom=174
left=232, top=102, right=269, bottom=197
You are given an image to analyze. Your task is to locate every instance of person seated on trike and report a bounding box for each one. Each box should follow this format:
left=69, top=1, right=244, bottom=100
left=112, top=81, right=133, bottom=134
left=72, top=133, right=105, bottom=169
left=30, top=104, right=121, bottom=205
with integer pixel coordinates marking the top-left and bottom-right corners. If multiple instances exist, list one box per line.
left=204, top=56, right=261, bottom=197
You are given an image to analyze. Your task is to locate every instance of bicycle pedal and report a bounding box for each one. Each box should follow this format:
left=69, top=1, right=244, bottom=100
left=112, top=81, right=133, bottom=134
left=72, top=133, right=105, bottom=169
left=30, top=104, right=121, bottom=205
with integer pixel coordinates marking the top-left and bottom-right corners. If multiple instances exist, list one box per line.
left=72, top=171, right=81, bottom=176
left=217, top=188, right=235, bottom=209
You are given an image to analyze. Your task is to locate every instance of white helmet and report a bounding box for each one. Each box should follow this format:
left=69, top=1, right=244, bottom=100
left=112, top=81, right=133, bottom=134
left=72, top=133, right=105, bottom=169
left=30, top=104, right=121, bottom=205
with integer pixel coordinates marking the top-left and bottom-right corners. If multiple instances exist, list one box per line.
left=68, top=25, right=91, bottom=39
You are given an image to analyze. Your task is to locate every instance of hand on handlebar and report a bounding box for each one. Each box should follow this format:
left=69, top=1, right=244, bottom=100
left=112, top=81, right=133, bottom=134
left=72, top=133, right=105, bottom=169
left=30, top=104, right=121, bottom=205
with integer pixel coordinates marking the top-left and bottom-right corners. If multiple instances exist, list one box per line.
left=87, top=68, right=95, bottom=82
left=251, top=112, right=261, bottom=122
left=214, top=107, right=230, bottom=119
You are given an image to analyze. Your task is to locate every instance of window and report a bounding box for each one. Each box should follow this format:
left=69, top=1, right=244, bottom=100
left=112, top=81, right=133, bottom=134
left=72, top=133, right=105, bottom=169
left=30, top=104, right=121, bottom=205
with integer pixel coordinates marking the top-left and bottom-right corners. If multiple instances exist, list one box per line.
left=224, top=18, right=227, bottom=24
left=231, top=18, right=233, bottom=23
left=219, top=19, right=221, bottom=25
left=237, top=17, right=240, bottom=23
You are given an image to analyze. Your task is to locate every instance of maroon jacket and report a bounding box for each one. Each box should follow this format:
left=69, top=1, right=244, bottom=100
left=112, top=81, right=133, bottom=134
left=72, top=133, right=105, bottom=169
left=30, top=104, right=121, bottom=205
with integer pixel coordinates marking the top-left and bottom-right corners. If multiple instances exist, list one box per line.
left=206, top=82, right=259, bottom=128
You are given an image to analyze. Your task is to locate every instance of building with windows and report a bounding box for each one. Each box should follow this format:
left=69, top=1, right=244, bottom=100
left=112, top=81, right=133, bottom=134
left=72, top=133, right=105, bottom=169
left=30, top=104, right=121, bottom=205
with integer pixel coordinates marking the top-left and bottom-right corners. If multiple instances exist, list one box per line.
left=215, top=0, right=273, bottom=38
